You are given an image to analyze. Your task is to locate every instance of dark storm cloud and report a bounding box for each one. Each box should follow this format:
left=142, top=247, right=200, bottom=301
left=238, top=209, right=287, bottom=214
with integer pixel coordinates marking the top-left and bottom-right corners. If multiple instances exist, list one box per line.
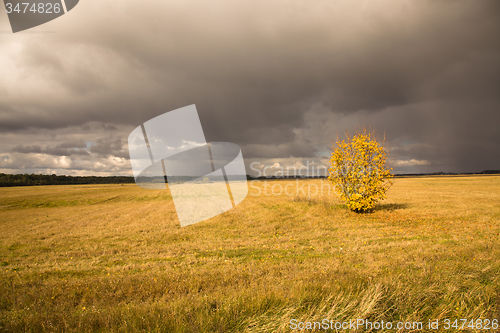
left=0, top=0, right=499, bottom=174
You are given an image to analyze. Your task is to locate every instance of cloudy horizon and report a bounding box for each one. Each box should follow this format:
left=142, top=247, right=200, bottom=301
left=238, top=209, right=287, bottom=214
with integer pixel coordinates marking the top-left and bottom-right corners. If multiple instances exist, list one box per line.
left=1, top=0, right=499, bottom=177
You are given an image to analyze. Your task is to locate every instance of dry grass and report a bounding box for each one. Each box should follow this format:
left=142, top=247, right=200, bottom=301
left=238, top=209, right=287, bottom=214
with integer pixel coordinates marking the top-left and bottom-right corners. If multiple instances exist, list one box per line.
left=0, top=176, right=499, bottom=332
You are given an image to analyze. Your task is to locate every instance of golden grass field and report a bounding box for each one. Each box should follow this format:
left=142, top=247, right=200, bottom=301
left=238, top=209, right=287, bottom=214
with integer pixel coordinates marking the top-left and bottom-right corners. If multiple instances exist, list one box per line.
left=1, top=176, right=500, bottom=332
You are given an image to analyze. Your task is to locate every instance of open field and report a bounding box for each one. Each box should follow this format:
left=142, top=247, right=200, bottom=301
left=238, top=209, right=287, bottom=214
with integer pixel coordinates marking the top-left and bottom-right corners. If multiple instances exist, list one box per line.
left=1, top=176, right=500, bottom=332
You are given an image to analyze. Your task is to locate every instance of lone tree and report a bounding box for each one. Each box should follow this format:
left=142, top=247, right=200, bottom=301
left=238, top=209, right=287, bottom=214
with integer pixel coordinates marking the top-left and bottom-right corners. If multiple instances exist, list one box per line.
left=328, top=128, right=393, bottom=212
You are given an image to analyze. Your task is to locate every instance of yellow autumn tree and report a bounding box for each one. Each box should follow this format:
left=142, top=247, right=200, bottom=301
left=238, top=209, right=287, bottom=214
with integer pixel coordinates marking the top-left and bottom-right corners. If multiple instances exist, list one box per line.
left=328, top=129, right=393, bottom=212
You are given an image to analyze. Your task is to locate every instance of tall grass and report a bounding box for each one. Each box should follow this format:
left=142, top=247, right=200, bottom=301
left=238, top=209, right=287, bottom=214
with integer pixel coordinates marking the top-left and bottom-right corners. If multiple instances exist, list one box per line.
left=0, top=176, right=499, bottom=332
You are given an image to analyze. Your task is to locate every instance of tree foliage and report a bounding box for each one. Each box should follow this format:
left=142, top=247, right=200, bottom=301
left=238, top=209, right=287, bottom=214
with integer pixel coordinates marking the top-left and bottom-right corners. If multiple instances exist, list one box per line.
left=328, top=129, right=393, bottom=212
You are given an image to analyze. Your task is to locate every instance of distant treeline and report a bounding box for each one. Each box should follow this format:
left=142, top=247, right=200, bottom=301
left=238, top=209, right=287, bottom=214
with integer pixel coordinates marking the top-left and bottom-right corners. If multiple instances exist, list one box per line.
left=0, top=173, right=135, bottom=187
left=249, top=170, right=500, bottom=180
left=0, top=170, right=499, bottom=187
left=393, top=170, right=500, bottom=177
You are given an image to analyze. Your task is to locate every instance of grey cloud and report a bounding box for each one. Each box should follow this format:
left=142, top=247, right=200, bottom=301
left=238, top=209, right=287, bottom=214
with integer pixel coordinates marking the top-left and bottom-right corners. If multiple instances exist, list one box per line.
left=11, top=145, right=42, bottom=154
left=89, top=137, right=129, bottom=159
left=57, top=139, right=87, bottom=149
left=0, top=0, right=499, bottom=174
left=11, top=144, right=89, bottom=156
left=242, top=141, right=316, bottom=160
left=44, top=146, right=89, bottom=156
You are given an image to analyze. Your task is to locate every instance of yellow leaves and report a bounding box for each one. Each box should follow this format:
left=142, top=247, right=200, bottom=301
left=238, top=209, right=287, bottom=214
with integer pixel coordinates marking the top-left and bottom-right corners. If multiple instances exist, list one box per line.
left=328, top=129, right=393, bottom=212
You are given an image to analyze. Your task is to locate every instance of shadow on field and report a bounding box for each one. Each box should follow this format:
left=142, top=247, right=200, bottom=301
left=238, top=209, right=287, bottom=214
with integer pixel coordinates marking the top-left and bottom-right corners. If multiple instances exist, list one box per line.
left=374, top=203, right=409, bottom=212
left=289, top=196, right=409, bottom=213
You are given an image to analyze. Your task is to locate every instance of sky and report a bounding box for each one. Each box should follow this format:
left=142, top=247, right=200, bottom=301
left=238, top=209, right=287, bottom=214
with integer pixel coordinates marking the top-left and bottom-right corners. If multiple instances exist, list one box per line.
left=0, top=0, right=499, bottom=177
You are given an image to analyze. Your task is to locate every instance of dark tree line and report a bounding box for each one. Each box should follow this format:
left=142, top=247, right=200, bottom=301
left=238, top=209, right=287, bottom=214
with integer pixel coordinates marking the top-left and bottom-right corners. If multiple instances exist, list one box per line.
left=0, top=169, right=498, bottom=187
left=0, top=173, right=135, bottom=187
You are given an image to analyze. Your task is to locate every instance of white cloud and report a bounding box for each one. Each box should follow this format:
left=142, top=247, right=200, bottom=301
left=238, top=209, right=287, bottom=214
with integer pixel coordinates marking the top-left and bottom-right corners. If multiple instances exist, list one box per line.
left=394, top=159, right=430, bottom=166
